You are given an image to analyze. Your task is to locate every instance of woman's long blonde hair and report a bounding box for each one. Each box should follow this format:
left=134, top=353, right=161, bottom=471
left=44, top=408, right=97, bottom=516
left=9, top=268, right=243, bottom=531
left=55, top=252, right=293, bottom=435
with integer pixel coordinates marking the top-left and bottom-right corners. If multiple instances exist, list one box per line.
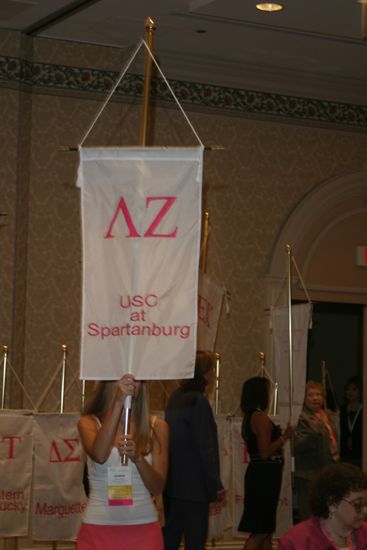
left=83, top=380, right=152, bottom=454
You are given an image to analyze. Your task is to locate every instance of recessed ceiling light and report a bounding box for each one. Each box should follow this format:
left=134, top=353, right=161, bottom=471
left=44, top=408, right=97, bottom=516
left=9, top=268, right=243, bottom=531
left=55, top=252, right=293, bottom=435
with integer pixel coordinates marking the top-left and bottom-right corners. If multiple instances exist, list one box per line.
left=256, top=2, right=284, bottom=11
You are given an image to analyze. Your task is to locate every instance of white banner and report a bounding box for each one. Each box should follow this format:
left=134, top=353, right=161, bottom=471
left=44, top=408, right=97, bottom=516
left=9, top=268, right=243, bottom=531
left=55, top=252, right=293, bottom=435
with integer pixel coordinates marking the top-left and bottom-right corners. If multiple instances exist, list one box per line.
left=197, top=272, right=225, bottom=351
left=77, top=147, right=203, bottom=380
left=0, top=412, right=33, bottom=537
left=231, top=418, right=247, bottom=537
left=32, top=413, right=87, bottom=540
left=208, top=415, right=232, bottom=539
left=271, top=303, right=313, bottom=425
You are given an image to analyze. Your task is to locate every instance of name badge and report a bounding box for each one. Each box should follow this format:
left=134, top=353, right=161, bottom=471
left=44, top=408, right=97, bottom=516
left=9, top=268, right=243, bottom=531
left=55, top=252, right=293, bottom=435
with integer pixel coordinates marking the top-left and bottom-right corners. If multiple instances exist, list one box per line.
left=107, top=464, right=133, bottom=506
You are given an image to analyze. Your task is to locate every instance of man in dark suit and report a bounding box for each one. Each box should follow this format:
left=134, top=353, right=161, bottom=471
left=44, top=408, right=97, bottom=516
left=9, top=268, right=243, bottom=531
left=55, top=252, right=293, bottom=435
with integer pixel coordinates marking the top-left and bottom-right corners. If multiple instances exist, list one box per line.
left=162, top=351, right=224, bottom=550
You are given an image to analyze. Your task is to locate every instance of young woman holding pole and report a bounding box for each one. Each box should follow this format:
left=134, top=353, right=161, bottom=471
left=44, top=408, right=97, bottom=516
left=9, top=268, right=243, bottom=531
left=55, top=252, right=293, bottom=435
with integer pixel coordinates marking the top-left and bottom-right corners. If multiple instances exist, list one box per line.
left=76, top=374, right=168, bottom=550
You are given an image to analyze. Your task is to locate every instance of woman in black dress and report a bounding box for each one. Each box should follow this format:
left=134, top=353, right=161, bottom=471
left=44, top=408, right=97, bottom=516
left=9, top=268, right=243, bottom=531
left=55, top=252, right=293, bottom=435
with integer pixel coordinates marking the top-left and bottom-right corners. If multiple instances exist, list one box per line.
left=238, top=377, right=294, bottom=550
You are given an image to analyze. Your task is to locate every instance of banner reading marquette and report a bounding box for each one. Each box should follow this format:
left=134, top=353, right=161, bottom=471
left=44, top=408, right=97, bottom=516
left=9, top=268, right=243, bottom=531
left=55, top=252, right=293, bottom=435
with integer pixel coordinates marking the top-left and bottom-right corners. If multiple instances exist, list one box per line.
left=77, top=147, right=203, bottom=380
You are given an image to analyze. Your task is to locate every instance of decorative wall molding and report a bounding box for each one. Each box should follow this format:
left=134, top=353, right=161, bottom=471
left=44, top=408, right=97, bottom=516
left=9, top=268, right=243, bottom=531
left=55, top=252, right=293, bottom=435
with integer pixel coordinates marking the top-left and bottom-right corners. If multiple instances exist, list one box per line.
left=1, top=55, right=367, bottom=130
left=268, top=171, right=367, bottom=278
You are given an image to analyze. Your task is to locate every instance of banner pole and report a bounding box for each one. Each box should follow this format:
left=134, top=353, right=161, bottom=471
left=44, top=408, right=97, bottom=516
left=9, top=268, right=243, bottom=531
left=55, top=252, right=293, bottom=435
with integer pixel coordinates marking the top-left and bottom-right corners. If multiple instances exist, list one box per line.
left=1, top=345, right=8, bottom=409
left=81, top=380, right=86, bottom=411
left=286, top=244, right=295, bottom=476
left=200, top=211, right=210, bottom=273
left=121, top=398, right=132, bottom=465
left=122, top=16, right=156, bottom=464
left=286, top=245, right=293, bottom=424
left=214, top=352, right=220, bottom=414
left=60, top=344, right=67, bottom=413
left=273, top=382, right=278, bottom=416
left=139, top=16, right=156, bottom=146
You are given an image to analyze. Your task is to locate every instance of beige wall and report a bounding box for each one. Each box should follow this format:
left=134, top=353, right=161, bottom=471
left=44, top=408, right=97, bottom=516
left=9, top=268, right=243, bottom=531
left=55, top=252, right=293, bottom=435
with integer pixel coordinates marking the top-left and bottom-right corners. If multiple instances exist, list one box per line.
left=1, top=30, right=367, bottom=415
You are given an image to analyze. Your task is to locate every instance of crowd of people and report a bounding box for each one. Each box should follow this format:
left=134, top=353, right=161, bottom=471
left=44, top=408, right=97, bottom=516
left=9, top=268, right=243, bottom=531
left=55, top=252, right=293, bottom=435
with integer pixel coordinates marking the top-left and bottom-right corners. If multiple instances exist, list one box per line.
left=75, top=359, right=365, bottom=550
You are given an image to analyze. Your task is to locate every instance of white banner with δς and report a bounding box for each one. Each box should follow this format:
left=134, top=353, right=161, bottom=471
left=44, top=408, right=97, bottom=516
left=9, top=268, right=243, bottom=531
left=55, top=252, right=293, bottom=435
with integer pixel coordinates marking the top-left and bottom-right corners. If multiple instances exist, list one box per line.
left=32, top=413, right=87, bottom=540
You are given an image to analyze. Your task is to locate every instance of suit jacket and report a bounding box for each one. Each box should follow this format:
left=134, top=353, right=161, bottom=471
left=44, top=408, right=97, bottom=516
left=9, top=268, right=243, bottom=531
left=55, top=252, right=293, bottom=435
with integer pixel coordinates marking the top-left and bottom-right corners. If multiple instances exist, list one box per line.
left=164, top=388, right=223, bottom=502
left=294, top=407, right=339, bottom=480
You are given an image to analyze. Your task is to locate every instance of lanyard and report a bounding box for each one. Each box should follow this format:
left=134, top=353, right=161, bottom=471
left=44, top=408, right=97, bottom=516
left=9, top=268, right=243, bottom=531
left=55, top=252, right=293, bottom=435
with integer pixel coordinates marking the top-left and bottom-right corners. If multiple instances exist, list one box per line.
left=347, top=405, right=362, bottom=434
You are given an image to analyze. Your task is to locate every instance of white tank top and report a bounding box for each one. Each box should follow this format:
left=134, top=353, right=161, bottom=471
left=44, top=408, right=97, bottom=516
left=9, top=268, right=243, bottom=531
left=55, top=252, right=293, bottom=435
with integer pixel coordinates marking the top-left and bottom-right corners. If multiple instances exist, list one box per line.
left=82, top=420, right=158, bottom=525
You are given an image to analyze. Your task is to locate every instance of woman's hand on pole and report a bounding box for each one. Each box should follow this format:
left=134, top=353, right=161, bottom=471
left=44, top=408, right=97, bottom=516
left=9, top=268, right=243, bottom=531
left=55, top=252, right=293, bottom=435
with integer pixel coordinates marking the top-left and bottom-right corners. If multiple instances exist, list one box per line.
left=118, top=433, right=142, bottom=463
left=115, top=374, right=137, bottom=405
left=283, top=423, right=296, bottom=441
left=78, top=374, right=137, bottom=464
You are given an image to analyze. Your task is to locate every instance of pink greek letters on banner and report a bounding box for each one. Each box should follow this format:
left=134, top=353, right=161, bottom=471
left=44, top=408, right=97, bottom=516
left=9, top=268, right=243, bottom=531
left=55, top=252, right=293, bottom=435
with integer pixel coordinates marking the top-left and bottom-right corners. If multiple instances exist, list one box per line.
left=208, top=416, right=232, bottom=539
left=49, top=439, right=81, bottom=463
left=104, top=196, right=178, bottom=239
left=2, top=435, right=21, bottom=459
left=198, top=295, right=214, bottom=329
left=32, top=414, right=87, bottom=540
left=0, top=414, right=33, bottom=537
left=197, top=272, right=225, bottom=352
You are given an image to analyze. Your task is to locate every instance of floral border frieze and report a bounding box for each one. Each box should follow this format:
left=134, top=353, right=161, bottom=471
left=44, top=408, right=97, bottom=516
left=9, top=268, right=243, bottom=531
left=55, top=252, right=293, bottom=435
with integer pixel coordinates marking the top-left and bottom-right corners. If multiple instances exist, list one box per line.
left=1, top=55, right=367, bottom=129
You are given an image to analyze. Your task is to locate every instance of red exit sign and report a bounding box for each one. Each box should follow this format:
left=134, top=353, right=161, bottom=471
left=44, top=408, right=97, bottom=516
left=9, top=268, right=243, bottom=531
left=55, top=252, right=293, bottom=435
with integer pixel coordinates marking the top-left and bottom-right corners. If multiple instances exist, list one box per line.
left=356, top=247, right=367, bottom=267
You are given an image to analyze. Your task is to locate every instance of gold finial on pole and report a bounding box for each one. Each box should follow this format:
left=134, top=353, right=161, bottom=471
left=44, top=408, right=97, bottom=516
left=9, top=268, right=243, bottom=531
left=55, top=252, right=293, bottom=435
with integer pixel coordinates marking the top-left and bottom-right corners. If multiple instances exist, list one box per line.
left=139, top=16, right=156, bottom=146
left=60, top=344, right=68, bottom=413
left=1, top=345, right=9, bottom=409
left=259, top=351, right=265, bottom=376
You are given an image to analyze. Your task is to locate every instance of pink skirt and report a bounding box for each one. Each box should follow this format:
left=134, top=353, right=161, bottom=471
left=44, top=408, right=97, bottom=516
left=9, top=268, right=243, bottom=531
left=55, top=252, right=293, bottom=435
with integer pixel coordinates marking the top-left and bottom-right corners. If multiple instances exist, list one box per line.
left=76, top=521, right=163, bottom=550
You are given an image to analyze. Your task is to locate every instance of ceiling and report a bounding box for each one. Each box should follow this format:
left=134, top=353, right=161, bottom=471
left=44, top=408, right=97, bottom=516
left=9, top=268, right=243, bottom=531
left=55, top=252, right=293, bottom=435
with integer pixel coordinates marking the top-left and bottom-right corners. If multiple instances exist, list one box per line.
left=1, top=0, right=367, bottom=104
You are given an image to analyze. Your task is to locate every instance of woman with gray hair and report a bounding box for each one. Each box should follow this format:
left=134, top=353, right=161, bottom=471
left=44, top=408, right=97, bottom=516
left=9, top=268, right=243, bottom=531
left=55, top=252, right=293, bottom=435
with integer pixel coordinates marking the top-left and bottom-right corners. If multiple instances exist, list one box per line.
left=294, top=380, right=339, bottom=521
left=279, top=463, right=367, bottom=548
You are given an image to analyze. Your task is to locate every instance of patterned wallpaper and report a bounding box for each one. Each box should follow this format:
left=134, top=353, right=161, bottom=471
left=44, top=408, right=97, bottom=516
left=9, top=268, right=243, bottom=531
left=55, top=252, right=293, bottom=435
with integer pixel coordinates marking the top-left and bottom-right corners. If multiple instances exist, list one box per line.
left=1, top=31, right=367, bottom=415
left=1, top=54, right=367, bottom=130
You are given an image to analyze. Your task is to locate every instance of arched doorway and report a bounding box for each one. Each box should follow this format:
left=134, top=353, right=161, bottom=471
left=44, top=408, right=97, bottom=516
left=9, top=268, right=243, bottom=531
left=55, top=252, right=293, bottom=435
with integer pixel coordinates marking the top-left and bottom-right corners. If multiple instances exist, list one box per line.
left=265, top=169, right=367, bottom=466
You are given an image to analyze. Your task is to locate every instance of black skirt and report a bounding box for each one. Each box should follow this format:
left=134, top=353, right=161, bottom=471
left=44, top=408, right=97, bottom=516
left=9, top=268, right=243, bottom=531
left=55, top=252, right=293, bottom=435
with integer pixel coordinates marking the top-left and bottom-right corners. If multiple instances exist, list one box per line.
left=238, top=460, right=283, bottom=534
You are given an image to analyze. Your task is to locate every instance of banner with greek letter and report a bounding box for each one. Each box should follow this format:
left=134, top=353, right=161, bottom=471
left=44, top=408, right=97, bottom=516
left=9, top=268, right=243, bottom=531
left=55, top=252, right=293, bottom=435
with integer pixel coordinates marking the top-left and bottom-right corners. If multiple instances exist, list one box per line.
left=32, top=413, right=87, bottom=540
left=270, top=303, right=313, bottom=424
left=0, top=412, right=33, bottom=537
left=77, top=147, right=203, bottom=380
left=197, top=272, right=225, bottom=351
left=208, top=415, right=232, bottom=539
